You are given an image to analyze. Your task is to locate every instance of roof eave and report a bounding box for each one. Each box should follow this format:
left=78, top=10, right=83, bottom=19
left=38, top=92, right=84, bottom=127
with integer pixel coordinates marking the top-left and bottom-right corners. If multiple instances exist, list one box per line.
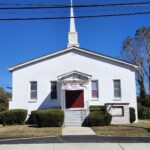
left=8, top=46, right=138, bottom=72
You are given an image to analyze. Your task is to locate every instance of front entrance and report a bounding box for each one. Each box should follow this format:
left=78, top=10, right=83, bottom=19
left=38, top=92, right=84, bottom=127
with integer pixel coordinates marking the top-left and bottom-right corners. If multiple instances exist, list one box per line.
left=65, top=90, right=84, bottom=109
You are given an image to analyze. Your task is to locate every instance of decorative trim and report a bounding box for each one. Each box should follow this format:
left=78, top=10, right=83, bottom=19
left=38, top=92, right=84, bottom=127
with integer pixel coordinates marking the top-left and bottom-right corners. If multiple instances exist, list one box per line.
left=105, top=103, right=129, bottom=105
left=58, top=70, right=92, bottom=79
left=113, top=98, right=122, bottom=101
left=28, top=100, right=37, bottom=103
left=90, top=99, right=99, bottom=101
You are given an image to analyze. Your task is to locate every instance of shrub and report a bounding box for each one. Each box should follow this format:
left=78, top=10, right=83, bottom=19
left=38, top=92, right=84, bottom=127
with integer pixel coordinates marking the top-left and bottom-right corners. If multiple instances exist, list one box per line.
left=87, top=105, right=112, bottom=126
left=1, top=109, right=27, bottom=125
left=138, top=103, right=144, bottom=119
left=142, top=108, right=150, bottom=119
left=87, top=111, right=112, bottom=126
left=27, top=110, right=38, bottom=124
left=129, top=107, right=136, bottom=123
left=89, top=106, right=106, bottom=113
left=0, top=105, right=7, bottom=124
left=0, top=105, right=7, bottom=112
left=0, top=112, right=3, bottom=124
left=138, top=103, right=150, bottom=119
left=138, top=95, right=150, bottom=107
left=35, top=109, right=64, bottom=127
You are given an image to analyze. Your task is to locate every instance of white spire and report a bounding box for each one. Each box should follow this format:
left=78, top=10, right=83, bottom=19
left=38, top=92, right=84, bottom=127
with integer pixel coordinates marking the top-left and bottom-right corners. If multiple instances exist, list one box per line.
left=67, top=0, right=79, bottom=47
left=70, top=0, right=76, bottom=32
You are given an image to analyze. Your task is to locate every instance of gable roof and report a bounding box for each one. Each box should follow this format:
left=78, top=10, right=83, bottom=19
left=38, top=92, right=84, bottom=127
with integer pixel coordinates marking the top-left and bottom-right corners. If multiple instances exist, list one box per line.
left=9, top=46, right=138, bottom=72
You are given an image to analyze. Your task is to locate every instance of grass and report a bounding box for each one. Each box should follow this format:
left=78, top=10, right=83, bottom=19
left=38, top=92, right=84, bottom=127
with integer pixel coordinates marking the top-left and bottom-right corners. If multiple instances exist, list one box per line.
left=92, top=120, right=150, bottom=136
left=0, top=125, right=61, bottom=138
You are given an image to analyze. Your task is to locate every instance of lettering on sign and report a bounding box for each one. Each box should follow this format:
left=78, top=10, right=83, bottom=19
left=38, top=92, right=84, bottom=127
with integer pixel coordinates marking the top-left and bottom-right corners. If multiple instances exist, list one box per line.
left=63, top=82, right=87, bottom=87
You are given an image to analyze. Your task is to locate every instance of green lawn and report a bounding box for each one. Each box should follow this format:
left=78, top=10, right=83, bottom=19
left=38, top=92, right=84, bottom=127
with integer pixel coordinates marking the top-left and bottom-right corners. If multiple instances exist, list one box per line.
left=0, top=125, right=61, bottom=138
left=92, top=120, right=150, bottom=136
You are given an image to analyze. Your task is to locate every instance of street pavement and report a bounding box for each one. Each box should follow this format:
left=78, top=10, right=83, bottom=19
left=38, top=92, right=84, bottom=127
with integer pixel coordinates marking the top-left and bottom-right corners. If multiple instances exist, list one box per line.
left=0, top=143, right=150, bottom=150
left=0, top=135, right=150, bottom=144
left=0, top=127, right=150, bottom=149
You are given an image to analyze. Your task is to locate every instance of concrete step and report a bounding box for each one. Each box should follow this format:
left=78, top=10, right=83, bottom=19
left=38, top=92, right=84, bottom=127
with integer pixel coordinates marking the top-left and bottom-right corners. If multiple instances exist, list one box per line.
left=64, top=110, right=89, bottom=126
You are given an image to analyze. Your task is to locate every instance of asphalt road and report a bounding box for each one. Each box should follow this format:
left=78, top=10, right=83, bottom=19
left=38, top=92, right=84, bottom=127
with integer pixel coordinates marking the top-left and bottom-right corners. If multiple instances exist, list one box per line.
left=0, top=136, right=150, bottom=144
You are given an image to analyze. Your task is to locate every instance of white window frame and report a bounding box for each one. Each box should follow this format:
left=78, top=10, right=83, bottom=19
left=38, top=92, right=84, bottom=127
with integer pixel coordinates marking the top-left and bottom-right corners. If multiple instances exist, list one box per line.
left=50, top=81, right=57, bottom=100
left=30, top=81, right=37, bottom=101
left=113, top=79, right=121, bottom=100
left=91, top=80, right=99, bottom=100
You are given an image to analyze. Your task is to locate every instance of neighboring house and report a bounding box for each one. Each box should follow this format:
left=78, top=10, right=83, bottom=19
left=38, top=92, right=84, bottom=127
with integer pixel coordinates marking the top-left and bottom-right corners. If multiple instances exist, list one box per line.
left=9, top=1, right=138, bottom=126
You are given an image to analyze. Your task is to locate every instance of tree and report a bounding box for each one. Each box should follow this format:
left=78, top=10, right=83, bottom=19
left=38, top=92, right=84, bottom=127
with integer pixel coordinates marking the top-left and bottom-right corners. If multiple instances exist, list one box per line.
left=121, top=27, right=150, bottom=104
left=0, top=87, right=11, bottom=111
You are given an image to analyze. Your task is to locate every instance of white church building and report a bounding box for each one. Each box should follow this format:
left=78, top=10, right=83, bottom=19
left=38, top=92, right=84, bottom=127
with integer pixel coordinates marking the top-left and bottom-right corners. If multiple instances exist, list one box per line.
left=9, top=1, right=138, bottom=125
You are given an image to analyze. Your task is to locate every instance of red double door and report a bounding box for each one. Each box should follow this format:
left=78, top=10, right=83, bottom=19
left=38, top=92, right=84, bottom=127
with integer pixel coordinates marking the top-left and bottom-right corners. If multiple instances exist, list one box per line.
left=65, top=90, right=84, bottom=108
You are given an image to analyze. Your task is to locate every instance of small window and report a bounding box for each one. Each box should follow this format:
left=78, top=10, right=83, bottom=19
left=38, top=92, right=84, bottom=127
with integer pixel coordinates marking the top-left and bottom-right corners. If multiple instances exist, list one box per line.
left=51, top=81, right=57, bottom=99
left=30, top=81, right=37, bottom=100
left=91, top=80, right=99, bottom=98
left=113, top=80, right=121, bottom=98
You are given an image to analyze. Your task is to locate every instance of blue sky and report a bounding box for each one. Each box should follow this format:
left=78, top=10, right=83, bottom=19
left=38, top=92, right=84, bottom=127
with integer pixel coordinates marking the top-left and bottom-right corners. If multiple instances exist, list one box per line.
left=0, top=0, right=150, bottom=90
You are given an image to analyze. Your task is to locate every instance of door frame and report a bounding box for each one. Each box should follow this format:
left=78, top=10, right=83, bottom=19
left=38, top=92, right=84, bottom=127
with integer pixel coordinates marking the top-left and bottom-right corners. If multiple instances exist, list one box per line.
left=65, top=89, right=84, bottom=110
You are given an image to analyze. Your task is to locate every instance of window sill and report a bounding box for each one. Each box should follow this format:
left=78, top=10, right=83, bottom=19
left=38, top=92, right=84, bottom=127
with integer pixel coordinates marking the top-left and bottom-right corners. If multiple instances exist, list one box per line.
left=112, top=115, right=124, bottom=117
left=91, top=98, right=99, bottom=101
left=28, top=100, right=37, bottom=103
left=113, top=98, right=121, bottom=101
left=51, top=99, right=57, bottom=101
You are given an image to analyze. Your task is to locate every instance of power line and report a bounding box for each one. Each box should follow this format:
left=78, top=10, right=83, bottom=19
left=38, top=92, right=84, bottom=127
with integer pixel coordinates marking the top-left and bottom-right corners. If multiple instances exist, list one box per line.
left=0, top=1, right=150, bottom=10
left=0, top=11, right=150, bottom=21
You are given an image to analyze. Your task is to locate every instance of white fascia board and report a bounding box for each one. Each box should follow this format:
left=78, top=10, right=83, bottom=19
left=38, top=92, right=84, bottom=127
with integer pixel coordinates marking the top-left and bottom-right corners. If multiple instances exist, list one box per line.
left=8, top=46, right=138, bottom=72
left=74, top=47, right=138, bottom=70
left=8, top=47, right=72, bottom=72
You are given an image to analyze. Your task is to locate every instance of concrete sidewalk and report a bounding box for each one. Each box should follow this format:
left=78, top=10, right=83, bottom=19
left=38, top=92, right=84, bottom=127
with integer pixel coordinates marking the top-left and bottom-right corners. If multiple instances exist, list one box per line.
left=62, top=127, right=96, bottom=135
left=0, top=143, right=150, bottom=150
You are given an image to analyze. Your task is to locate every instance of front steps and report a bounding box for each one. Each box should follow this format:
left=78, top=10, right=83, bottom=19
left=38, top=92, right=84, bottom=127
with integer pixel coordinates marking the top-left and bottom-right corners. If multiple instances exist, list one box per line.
left=64, top=109, right=89, bottom=126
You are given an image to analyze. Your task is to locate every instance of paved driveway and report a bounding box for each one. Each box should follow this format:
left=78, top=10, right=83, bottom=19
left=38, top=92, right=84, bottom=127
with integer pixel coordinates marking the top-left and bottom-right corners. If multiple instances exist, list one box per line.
left=0, top=143, right=150, bottom=150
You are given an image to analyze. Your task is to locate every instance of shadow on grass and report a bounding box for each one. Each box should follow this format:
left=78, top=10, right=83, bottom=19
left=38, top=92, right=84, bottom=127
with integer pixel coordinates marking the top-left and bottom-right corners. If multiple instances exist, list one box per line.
left=145, top=128, right=150, bottom=132
left=27, top=125, right=39, bottom=128
left=109, top=124, right=150, bottom=133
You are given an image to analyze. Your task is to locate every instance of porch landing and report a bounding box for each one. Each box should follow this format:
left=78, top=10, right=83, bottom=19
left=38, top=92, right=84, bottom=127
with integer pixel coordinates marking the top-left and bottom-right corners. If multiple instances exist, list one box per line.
left=62, top=127, right=96, bottom=136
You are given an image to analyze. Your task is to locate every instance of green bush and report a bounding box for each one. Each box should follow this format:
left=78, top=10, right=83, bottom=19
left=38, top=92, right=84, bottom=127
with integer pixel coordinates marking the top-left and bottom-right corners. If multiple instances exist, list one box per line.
left=35, top=109, right=64, bottom=127
left=87, top=111, right=112, bottom=126
left=138, top=103, right=144, bottom=119
left=1, top=109, right=27, bottom=125
left=0, top=112, right=3, bottom=124
left=27, top=108, right=63, bottom=125
left=89, top=106, right=106, bottom=113
left=27, top=110, right=38, bottom=124
left=0, top=105, right=7, bottom=124
left=0, top=105, right=7, bottom=112
left=137, top=95, right=150, bottom=107
left=87, top=105, right=112, bottom=126
left=129, top=107, right=136, bottom=123
left=142, top=108, right=150, bottom=119
left=138, top=103, right=150, bottom=119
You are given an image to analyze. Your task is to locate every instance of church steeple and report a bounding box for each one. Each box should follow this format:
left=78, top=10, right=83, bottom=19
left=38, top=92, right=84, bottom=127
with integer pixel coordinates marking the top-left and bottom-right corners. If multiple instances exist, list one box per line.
left=67, top=0, right=79, bottom=47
